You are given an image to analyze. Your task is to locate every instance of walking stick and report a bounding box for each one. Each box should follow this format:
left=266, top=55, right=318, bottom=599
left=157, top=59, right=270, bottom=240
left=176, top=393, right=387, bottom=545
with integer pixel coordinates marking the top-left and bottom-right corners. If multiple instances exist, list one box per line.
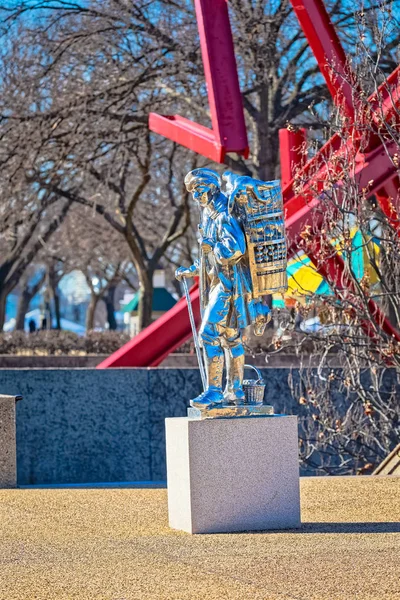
left=182, top=278, right=207, bottom=391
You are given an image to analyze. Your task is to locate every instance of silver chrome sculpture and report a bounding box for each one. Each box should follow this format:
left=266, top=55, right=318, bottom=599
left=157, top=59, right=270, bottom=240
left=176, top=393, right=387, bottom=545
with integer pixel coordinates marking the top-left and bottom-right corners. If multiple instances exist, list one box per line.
left=176, top=168, right=287, bottom=411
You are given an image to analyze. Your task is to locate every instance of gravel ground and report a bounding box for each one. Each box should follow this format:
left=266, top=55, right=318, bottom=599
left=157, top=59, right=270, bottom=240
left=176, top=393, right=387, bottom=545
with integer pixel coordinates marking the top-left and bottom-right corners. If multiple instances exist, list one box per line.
left=0, top=477, right=399, bottom=600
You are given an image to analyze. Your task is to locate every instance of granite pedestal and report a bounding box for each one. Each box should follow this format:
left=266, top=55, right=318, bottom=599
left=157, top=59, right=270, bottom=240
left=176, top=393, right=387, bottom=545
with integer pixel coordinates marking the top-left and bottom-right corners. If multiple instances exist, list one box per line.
left=165, top=414, right=301, bottom=534
left=0, top=395, right=21, bottom=488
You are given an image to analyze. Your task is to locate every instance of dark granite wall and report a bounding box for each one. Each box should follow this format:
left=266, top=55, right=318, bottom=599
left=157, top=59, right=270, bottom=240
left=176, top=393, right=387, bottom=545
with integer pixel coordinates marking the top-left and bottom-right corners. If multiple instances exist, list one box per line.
left=0, top=367, right=302, bottom=485
left=0, top=367, right=396, bottom=484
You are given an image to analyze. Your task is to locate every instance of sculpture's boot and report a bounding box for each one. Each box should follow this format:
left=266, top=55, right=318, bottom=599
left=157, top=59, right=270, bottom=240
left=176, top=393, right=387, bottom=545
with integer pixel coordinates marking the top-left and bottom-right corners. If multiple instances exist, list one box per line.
left=190, top=345, right=224, bottom=409
left=223, top=352, right=245, bottom=404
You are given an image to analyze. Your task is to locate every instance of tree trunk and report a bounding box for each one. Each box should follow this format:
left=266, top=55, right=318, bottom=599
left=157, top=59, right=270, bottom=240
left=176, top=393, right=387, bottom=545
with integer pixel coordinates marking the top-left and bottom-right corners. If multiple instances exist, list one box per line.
left=86, top=294, right=99, bottom=331
left=48, top=263, right=62, bottom=330
left=16, top=272, right=46, bottom=331
left=104, top=285, right=117, bottom=330
left=0, top=287, right=7, bottom=331
left=53, top=292, right=61, bottom=330
left=16, top=289, right=32, bottom=331
left=137, top=270, right=154, bottom=331
left=256, top=84, right=280, bottom=181
left=258, top=130, right=279, bottom=181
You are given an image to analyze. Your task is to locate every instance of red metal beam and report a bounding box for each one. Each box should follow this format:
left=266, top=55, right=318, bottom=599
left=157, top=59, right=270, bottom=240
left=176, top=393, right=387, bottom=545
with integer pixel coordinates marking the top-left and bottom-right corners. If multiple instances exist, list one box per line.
left=194, top=0, right=247, bottom=151
left=279, top=128, right=307, bottom=189
left=149, top=115, right=225, bottom=163
left=290, top=0, right=357, bottom=118
left=149, top=0, right=249, bottom=162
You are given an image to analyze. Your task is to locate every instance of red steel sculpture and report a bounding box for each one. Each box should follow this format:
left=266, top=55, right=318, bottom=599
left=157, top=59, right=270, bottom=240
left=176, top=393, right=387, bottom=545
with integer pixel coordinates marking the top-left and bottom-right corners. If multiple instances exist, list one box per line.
left=98, top=0, right=400, bottom=368
left=149, top=0, right=249, bottom=163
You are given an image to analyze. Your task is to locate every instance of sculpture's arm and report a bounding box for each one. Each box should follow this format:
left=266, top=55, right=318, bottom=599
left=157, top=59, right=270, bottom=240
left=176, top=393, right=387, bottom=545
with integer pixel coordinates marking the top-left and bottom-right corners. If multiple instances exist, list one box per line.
left=175, top=260, right=199, bottom=280
left=214, top=215, right=246, bottom=265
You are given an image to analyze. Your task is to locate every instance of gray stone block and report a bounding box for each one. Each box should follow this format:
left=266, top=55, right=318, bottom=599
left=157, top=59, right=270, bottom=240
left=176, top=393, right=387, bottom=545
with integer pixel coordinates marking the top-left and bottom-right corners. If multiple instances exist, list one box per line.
left=0, top=395, right=20, bottom=488
left=166, top=415, right=301, bottom=533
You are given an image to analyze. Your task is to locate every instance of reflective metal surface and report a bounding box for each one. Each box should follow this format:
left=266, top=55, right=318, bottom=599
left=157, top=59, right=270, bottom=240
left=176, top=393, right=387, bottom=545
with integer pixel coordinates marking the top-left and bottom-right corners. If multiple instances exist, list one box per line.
left=187, top=405, right=275, bottom=420
left=223, top=173, right=287, bottom=297
left=176, top=168, right=287, bottom=412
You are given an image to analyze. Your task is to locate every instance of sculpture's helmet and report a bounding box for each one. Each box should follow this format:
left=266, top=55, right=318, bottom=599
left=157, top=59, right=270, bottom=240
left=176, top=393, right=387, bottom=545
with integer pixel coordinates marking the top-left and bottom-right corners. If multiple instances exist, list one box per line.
left=184, top=168, right=221, bottom=193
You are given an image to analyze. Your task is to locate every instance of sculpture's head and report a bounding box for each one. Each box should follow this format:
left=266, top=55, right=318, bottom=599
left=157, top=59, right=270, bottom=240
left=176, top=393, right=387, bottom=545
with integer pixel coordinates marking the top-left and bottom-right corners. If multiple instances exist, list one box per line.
left=184, top=168, right=221, bottom=207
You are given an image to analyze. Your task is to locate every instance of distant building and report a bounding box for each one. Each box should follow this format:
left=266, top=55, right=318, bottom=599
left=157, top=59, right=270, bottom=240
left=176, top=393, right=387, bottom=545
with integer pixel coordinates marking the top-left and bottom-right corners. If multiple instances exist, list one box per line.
left=122, top=270, right=177, bottom=337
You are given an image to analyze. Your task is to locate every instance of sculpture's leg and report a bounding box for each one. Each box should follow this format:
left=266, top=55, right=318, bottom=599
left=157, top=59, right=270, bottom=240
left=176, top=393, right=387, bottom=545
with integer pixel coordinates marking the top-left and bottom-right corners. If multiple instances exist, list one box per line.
left=190, top=323, right=224, bottom=409
left=190, top=285, right=235, bottom=409
left=223, top=328, right=245, bottom=404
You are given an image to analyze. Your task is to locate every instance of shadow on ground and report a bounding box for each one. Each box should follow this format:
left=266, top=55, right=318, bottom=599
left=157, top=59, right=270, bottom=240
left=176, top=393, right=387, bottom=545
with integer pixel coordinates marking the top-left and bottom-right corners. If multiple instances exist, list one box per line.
left=286, top=522, right=400, bottom=534
left=232, top=521, right=400, bottom=534
left=20, top=482, right=167, bottom=489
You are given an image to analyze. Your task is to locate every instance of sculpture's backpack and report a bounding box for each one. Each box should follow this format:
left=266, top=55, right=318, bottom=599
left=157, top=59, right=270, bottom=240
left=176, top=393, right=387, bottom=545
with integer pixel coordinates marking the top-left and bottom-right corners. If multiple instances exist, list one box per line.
left=227, top=175, right=288, bottom=297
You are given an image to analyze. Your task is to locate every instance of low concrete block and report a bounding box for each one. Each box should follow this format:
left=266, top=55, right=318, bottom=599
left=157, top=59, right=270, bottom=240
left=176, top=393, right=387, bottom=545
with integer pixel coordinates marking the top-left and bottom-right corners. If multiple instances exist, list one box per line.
left=0, top=395, right=21, bottom=488
left=166, top=415, right=301, bottom=534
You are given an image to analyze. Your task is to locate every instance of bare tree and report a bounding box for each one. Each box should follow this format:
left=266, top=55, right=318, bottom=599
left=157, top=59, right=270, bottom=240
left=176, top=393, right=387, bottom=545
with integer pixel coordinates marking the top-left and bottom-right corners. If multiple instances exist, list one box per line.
left=0, top=2, right=196, bottom=330
left=275, top=3, right=400, bottom=474
left=0, top=183, right=71, bottom=329
left=52, top=206, right=129, bottom=330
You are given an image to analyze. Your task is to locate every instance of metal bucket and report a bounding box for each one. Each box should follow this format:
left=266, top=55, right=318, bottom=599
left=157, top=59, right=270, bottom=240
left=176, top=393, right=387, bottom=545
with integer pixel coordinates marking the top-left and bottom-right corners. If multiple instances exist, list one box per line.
left=243, top=364, right=265, bottom=405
